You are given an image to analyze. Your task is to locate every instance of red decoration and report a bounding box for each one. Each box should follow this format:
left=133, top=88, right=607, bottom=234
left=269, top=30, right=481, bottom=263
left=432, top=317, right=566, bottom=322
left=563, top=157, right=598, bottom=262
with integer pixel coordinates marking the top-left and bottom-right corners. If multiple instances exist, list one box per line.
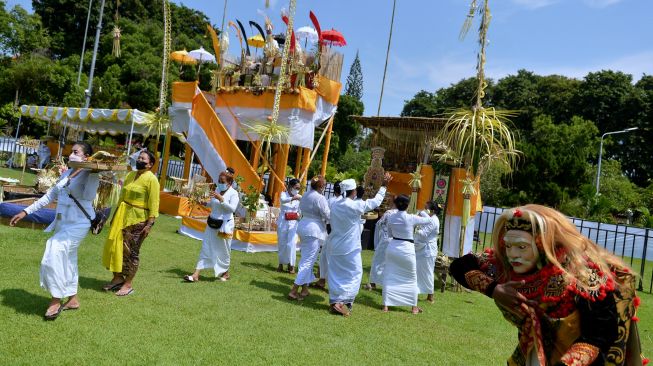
left=643, top=358, right=649, bottom=365
left=634, top=296, right=641, bottom=308
left=513, top=209, right=522, bottom=217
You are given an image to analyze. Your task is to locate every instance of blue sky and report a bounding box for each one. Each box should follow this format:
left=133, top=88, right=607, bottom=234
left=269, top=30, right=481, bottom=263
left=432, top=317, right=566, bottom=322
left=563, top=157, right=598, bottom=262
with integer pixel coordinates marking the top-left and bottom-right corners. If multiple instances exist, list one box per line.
left=6, top=0, right=653, bottom=116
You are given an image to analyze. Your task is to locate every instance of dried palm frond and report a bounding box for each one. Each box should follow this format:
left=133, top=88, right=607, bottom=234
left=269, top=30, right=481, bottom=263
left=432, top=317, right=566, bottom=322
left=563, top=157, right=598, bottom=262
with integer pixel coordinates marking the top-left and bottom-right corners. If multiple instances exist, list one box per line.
left=459, top=0, right=478, bottom=40
left=243, top=120, right=290, bottom=163
left=141, top=113, right=170, bottom=138
left=94, top=171, right=123, bottom=208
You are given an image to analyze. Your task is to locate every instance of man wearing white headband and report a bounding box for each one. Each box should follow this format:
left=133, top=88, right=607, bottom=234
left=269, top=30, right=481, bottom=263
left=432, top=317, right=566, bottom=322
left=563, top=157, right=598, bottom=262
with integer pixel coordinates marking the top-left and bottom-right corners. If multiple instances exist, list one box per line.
left=326, top=173, right=392, bottom=317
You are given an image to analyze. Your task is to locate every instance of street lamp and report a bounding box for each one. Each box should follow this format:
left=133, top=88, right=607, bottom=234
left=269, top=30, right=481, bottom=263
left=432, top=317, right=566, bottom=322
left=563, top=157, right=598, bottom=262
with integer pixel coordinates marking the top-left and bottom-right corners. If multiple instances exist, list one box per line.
left=595, top=127, right=639, bottom=195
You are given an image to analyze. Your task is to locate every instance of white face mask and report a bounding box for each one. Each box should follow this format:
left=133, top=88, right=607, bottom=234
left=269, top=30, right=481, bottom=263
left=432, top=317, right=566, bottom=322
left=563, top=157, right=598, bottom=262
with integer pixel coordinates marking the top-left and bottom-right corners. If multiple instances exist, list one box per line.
left=217, top=183, right=229, bottom=192
left=504, top=230, right=540, bottom=274
left=291, top=189, right=299, bottom=196
left=69, top=154, right=84, bottom=162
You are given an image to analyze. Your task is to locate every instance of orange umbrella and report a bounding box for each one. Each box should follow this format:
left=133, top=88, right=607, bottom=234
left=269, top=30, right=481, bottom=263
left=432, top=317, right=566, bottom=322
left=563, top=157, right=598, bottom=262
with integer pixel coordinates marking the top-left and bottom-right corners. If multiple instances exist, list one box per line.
left=170, top=50, right=198, bottom=65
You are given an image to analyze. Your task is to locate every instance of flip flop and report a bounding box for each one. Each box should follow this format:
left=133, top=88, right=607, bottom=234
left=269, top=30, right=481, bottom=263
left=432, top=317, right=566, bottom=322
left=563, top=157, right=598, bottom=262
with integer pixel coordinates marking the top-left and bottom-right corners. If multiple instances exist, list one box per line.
left=44, top=304, right=63, bottom=320
left=102, top=282, right=124, bottom=291
left=183, top=275, right=197, bottom=283
left=62, top=302, right=80, bottom=311
left=287, top=293, right=300, bottom=301
left=116, top=288, right=134, bottom=297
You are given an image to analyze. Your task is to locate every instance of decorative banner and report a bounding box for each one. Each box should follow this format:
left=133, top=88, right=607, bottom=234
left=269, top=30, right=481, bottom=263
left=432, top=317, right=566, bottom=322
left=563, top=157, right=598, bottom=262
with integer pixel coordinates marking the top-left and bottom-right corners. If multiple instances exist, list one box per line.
left=433, top=170, right=450, bottom=207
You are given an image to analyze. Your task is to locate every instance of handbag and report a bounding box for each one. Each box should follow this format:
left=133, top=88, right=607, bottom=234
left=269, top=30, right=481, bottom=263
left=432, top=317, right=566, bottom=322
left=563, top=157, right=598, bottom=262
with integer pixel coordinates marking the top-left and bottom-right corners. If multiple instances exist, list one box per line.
left=284, top=211, right=299, bottom=220
left=68, top=193, right=108, bottom=235
left=206, top=216, right=224, bottom=229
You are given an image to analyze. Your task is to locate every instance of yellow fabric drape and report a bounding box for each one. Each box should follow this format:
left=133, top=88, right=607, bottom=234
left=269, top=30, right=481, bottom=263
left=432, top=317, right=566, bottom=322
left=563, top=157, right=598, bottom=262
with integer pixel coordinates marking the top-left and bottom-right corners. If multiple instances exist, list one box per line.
left=102, top=171, right=160, bottom=272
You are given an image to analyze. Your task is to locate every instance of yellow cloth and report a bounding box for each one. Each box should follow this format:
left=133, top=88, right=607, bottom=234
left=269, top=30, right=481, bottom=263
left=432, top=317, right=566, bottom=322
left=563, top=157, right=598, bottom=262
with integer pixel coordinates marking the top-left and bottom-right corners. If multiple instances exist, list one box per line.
left=102, top=171, right=160, bottom=272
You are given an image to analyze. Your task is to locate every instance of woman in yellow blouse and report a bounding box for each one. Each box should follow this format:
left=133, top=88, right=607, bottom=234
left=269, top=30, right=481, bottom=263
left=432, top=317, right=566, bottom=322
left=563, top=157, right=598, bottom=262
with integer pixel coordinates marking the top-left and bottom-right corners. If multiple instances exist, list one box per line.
left=102, top=150, right=159, bottom=296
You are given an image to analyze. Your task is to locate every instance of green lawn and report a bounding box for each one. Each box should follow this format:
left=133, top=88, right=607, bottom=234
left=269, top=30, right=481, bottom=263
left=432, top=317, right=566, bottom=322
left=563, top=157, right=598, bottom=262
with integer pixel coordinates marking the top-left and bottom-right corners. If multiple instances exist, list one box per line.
left=0, top=214, right=652, bottom=365
left=0, top=166, right=37, bottom=186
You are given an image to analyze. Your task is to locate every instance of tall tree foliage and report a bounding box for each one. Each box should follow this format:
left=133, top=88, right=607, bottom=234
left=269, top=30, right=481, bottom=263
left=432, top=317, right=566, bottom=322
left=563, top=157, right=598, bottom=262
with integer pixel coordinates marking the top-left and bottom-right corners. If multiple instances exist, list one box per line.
left=344, top=51, right=363, bottom=100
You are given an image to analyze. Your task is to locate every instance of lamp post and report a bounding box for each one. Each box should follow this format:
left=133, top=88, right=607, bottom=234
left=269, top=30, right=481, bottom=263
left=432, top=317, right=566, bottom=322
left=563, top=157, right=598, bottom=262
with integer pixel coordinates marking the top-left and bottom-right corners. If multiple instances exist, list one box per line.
left=595, top=127, right=638, bottom=195
left=76, top=0, right=94, bottom=86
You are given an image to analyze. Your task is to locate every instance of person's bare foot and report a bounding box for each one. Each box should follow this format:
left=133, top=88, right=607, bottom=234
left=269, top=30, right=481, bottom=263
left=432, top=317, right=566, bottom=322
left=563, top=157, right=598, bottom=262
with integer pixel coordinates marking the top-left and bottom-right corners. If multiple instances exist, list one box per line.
left=62, top=296, right=80, bottom=310
left=331, top=303, right=350, bottom=317
left=382, top=306, right=389, bottom=313
left=299, top=289, right=310, bottom=298
left=412, top=306, right=423, bottom=315
left=219, top=272, right=230, bottom=281
left=426, top=294, right=434, bottom=303
left=44, top=300, right=62, bottom=318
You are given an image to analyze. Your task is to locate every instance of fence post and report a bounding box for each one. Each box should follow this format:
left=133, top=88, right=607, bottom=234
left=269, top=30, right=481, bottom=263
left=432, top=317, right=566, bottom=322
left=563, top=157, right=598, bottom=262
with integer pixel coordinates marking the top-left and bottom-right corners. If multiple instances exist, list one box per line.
left=639, top=228, right=648, bottom=292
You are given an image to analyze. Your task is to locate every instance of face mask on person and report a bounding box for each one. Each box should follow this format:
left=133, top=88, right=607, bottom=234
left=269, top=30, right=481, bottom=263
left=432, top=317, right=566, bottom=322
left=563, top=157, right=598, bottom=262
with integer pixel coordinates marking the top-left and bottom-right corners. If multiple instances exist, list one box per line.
left=291, top=189, right=299, bottom=196
left=504, top=230, right=540, bottom=274
left=135, top=161, right=148, bottom=170
left=217, top=183, right=229, bottom=191
left=69, top=154, right=84, bottom=162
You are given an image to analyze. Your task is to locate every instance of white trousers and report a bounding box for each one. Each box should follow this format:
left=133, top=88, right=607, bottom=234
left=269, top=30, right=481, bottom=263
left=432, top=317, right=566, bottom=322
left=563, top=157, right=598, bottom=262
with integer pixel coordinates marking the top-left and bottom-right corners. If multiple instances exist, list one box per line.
left=294, top=236, right=322, bottom=285
left=277, top=219, right=298, bottom=266
left=382, top=240, right=418, bottom=307
left=196, top=228, right=232, bottom=276
left=40, top=220, right=90, bottom=298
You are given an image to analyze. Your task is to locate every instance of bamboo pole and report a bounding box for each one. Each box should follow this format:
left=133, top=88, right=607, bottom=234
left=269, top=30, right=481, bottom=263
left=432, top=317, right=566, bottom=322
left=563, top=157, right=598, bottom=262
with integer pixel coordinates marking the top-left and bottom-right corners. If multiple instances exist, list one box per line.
left=158, top=129, right=172, bottom=188
left=250, top=141, right=261, bottom=171
left=320, top=115, right=335, bottom=177
left=272, top=143, right=290, bottom=207
left=267, top=144, right=279, bottom=197
left=183, top=143, right=192, bottom=180
left=294, top=146, right=303, bottom=177
left=300, top=147, right=310, bottom=188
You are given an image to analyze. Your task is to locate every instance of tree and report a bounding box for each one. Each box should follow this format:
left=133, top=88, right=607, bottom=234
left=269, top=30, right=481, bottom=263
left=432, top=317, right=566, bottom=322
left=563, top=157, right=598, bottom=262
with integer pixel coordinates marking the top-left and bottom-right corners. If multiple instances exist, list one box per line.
left=508, top=115, right=599, bottom=206
left=344, top=51, right=363, bottom=100
left=331, top=94, right=363, bottom=160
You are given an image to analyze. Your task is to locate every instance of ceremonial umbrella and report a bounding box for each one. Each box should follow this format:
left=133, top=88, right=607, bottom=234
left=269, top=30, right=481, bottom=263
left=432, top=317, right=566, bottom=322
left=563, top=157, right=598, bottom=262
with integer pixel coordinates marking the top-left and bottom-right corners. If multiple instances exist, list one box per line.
left=296, top=26, right=318, bottom=47
left=247, top=34, right=266, bottom=48
left=321, top=29, right=346, bottom=47
left=188, top=47, right=217, bottom=76
left=170, top=49, right=197, bottom=65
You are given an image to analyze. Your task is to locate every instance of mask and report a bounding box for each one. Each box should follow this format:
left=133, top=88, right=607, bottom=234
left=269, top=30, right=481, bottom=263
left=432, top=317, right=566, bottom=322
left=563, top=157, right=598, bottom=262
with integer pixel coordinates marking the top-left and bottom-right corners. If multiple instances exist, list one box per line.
left=504, top=230, right=539, bottom=274
left=135, top=161, right=148, bottom=170
left=291, top=189, right=299, bottom=196
left=217, top=183, right=229, bottom=192
left=69, top=154, right=83, bottom=162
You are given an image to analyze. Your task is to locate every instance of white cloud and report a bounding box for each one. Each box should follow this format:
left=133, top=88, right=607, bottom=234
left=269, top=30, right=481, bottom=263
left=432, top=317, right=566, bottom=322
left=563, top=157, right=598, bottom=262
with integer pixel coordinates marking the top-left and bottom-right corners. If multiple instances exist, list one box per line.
left=510, top=0, right=559, bottom=9
left=582, top=0, right=624, bottom=8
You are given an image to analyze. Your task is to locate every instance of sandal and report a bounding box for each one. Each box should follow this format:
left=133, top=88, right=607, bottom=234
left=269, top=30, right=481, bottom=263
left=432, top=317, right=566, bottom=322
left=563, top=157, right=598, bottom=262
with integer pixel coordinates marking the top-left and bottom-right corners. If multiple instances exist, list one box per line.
left=62, top=300, right=80, bottom=311
left=102, top=282, right=124, bottom=291
left=183, top=275, right=197, bottom=283
left=44, top=304, right=63, bottom=320
left=287, top=292, right=300, bottom=301
left=412, top=307, right=423, bottom=315
left=309, top=282, right=326, bottom=291
left=116, top=288, right=134, bottom=296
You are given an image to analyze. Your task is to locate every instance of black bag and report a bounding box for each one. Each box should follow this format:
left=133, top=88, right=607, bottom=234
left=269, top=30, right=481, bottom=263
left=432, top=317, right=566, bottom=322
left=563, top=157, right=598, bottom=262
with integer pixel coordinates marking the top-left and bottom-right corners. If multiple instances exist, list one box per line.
left=69, top=193, right=109, bottom=235
left=206, top=216, right=224, bottom=229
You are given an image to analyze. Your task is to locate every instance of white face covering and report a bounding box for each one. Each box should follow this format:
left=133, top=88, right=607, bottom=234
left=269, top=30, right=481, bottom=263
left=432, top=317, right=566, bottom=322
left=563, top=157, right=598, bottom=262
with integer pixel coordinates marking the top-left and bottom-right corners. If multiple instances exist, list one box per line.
left=69, top=154, right=84, bottom=162
left=290, top=189, right=299, bottom=196
left=503, top=230, right=540, bottom=274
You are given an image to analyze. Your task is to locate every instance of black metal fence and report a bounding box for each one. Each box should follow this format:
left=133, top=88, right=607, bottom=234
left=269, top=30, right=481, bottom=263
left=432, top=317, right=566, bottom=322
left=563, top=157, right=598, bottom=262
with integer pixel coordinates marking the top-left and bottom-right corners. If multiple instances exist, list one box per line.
left=473, top=206, right=653, bottom=293
left=159, top=160, right=203, bottom=191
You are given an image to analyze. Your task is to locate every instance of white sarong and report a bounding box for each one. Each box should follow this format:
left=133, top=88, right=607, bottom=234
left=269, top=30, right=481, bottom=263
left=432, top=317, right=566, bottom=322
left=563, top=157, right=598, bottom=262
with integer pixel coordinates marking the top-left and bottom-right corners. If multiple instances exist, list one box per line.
left=40, top=220, right=90, bottom=298
left=382, top=239, right=418, bottom=306
left=415, top=243, right=436, bottom=294
left=327, top=251, right=362, bottom=304
left=369, top=235, right=389, bottom=285
left=277, top=219, right=298, bottom=266
left=318, top=241, right=328, bottom=279
left=294, top=236, right=322, bottom=285
left=196, top=228, right=232, bottom=276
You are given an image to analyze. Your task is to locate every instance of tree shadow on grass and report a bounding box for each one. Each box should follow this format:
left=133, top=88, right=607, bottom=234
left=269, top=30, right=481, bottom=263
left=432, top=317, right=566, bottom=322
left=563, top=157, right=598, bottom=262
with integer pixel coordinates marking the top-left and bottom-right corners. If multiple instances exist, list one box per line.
left=250, top=277, right=329, bottom=311
left=161, top=268, right=223, bottom=282
left=240, top=261, right=278, bottom=273
left=79, top=276, right=112, bottom=293
left=0, top=289, right=49, bottom=317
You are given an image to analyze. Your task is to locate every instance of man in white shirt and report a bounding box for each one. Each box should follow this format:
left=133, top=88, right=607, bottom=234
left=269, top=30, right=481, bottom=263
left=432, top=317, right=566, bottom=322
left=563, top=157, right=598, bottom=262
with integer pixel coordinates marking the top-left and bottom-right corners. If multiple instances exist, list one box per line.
left=326, top=173, right=392, bottom=316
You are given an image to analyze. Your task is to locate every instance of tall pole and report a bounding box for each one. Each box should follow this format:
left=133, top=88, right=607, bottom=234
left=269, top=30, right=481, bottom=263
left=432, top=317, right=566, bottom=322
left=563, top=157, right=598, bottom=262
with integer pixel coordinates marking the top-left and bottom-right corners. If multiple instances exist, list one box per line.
left=77, top=0, right=94, bottom=86
left=595, top=127, right=639, bottom=195
left=377, top=0, right=396, bottom=117
left=84, top=0, right=106, bottom=109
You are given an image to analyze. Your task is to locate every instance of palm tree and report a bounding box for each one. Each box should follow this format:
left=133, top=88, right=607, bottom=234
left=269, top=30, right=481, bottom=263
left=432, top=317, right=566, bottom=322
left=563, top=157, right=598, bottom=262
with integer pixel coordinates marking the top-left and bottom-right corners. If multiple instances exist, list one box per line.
left=432, top=0, right=520, bottom=258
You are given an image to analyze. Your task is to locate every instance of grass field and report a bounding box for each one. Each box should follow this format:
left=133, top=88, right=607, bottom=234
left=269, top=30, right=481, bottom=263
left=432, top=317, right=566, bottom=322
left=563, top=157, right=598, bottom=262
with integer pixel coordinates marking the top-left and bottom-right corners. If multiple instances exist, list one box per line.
left=0, top=167, right=652, bottom=364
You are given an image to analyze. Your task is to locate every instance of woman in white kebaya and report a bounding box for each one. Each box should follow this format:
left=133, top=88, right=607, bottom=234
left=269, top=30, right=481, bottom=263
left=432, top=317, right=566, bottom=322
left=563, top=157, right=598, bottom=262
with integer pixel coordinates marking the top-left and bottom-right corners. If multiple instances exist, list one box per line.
left=414, top=201, right=441, bottom=303
left=383, top=195, right=432, bottom=314
left=277, top=178, right=301, bottom=273
left=10, top=142, right=100, bottom=320
left=289, top=176, right=330, bottom=300
left=184, top=170, right=239, bottom=282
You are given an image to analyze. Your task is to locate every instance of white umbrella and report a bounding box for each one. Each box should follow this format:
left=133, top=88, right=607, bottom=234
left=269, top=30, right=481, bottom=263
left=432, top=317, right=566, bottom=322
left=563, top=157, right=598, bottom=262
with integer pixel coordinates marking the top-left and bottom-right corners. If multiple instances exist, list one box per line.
left=296, top=26, right=318, bottom=45
left=188, top=46, right=217, bottom=63
left=188, top=47, right=216, bottom=76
